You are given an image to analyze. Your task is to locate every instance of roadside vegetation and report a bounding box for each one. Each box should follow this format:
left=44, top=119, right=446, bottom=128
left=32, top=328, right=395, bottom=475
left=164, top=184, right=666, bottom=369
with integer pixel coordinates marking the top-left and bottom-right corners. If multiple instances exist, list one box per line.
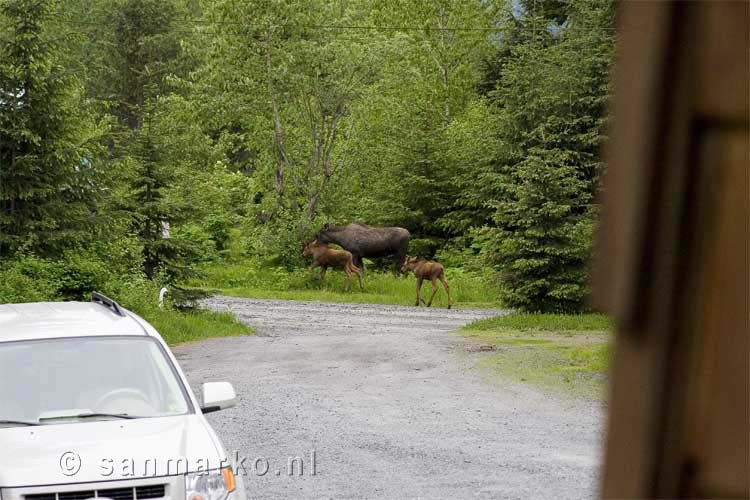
left=460, top=313, right=611, bottom=400
left=0, top=254, right=251, bottom=345
left=186, top=257, right=500, bottom=308
left=145, top=309, right=249, bottom=345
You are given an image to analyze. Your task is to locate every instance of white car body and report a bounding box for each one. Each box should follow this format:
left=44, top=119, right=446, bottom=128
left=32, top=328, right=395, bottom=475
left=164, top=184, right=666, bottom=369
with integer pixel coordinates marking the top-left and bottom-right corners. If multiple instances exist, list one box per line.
left=0, top=298, right=246, bottom=500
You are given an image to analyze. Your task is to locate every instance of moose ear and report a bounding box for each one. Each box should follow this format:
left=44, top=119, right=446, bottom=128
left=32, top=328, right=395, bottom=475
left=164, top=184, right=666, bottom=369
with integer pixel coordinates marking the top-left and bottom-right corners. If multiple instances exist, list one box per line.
left=323, top=223, right=330, bottom=230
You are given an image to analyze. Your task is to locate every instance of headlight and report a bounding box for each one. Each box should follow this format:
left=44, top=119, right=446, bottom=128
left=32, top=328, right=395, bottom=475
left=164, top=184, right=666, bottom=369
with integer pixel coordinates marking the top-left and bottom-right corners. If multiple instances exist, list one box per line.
left=185, top=467, right=236, bottom=500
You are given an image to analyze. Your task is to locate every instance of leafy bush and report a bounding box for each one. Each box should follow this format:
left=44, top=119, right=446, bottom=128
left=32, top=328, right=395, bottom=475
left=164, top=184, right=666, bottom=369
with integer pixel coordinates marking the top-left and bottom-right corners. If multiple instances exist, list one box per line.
left=407, top=238, right=442, bottom=259
left=173, top=223, right=219, bottom=262
left=434, top=235, right=484, bottom=270
left=0, top=257, right=251, bottom=345
left=244, top=209, right=322, bottom=269
left=0, top=258, right=58, bottom=303
left=204, top=213, right=234, bottom=253
left=56, top=251, right=113, bottom=299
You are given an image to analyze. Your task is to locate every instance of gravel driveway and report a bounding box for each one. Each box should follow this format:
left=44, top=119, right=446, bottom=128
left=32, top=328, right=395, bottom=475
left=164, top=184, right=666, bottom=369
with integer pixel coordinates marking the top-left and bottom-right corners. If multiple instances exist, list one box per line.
left=174, top=296, right=603, bottom=500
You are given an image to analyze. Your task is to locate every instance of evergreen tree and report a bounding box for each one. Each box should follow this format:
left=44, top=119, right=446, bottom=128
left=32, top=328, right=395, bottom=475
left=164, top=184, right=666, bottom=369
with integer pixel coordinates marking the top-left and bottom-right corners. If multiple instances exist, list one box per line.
left=0, top=0, right=102, bottom=256
left=101, top=0, right=196, bottom=278
left=128, top=94, right=197, bottom=279
left=111, top=0, right=180, bottom=129
left=480, top=0, right=615, bottom=312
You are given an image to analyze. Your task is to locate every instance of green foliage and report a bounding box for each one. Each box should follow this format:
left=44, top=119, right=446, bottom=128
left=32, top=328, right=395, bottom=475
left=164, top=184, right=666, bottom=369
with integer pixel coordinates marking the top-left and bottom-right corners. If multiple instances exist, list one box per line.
left=0, top=0, right=105, bottom=255
left=0, top=256, right=60, bottom=303
left=125, top=99, right=201, bottom=279
left=407, top=238, right=442, bottom=260
left=109, top=0, right=181, bottom=127
left=467, top=0, right=615, bottom=312
left=0, top=253, right=251, bottom=344
left=0, top=252, right=113, bottom=303
left=1, top=0, right=616, bottom=316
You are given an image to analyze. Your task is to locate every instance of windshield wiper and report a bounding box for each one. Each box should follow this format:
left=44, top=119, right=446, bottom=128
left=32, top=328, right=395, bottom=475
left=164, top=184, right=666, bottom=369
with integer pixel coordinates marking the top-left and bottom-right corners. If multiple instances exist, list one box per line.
left=0, top=419, right=40, bottom=427
left=38, top=412, right=140, bottom=422
left=76, top=412, right=140, bottom=420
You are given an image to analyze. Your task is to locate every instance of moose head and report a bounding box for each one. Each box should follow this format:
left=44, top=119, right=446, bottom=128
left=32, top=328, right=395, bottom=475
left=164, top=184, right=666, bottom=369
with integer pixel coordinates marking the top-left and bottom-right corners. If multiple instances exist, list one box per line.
left=400, top=256, right=422, bottom=274
left=302, top=239, right=319, bottom=257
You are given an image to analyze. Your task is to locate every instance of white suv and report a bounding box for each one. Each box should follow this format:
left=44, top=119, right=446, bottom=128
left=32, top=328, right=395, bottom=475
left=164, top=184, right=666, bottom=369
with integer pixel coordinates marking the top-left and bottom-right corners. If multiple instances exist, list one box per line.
left=0, top=293, right=246, bottom=500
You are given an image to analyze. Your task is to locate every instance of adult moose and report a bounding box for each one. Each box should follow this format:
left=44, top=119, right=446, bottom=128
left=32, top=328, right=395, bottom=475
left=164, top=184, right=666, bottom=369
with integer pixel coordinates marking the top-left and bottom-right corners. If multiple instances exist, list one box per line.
left=316, top=223, right=410, bottom=271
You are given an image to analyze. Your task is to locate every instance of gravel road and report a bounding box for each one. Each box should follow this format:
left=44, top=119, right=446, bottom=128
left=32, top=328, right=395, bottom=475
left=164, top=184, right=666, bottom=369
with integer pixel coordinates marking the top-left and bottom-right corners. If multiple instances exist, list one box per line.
left=174, top=296, right=604, bottom=500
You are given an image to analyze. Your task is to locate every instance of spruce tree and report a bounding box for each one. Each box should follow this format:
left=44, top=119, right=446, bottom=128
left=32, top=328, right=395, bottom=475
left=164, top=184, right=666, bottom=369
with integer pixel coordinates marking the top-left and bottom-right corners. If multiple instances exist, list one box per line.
left=483, top=0, right=615, bottom=312
left=0, top=0, right=100, bottom=256
left=104, top=0, right=196, bottom=279
left=127, top=93, right=197, bottom=280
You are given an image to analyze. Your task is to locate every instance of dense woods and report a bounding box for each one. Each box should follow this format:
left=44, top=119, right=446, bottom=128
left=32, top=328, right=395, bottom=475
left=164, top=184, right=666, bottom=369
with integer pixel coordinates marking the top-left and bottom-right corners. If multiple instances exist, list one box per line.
left=0, top=0, right=615, bottom=313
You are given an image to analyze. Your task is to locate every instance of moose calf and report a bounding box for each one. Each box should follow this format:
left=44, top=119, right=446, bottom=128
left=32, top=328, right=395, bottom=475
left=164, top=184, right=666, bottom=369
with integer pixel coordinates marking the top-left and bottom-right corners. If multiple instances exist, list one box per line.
left=400, top=256, right=452, bottom=309
left=303, top=240, right=364, bottom=291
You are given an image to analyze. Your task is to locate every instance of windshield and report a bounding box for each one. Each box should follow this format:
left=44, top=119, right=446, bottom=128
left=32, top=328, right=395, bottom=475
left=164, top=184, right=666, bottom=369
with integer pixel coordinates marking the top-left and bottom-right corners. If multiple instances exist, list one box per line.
left=0, top=336, right=191, bottom=426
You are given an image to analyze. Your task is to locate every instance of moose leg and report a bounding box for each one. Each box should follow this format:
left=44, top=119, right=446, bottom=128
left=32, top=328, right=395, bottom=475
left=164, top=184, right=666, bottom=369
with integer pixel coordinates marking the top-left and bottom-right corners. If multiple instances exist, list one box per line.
left=415, top=277, right=424, bottom=306
left=354, top=255, right=365, bottom=273
left=310, top=262, right=320, bottom=281
left=439, top=273, right=452, bottom=309
left=344, top=266, right=352, bottom=292
left=426, top=277, right=439, bottom=307
left=319, top=266, right=327, bottom=286
left=355, top=266, right=364, bottom=290
left=396, top=253, right=407, bottom=275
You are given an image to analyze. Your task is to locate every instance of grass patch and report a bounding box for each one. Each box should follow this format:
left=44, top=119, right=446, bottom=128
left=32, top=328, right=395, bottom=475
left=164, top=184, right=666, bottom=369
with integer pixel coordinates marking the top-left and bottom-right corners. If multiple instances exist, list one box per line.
left=139, top=308, right=251, bottom=346
left=186, top=258, right=501, bottom=308
left=100, top=279, right=253, bottom=346
left=477, top=343, right=610, bottom=400
left=460, top=312, right=611, bottom=401
left=464, top=312, right=611, bottom=332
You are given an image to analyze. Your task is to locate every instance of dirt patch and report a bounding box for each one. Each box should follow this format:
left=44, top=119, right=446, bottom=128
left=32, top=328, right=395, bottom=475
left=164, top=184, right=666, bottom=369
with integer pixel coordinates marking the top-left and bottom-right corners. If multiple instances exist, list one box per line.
left=464, top=343, right=498, bottom=352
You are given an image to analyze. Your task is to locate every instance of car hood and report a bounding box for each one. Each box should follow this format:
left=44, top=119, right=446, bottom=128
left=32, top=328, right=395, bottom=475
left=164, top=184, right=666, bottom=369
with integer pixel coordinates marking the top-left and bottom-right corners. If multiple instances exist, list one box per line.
left=0, top=415, right=223, bottom=487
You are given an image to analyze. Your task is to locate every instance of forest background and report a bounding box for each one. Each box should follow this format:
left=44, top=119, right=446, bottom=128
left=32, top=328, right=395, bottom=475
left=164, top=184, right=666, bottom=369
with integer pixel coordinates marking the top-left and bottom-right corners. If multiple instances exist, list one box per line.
left=0, top=0, right=616, bottom=337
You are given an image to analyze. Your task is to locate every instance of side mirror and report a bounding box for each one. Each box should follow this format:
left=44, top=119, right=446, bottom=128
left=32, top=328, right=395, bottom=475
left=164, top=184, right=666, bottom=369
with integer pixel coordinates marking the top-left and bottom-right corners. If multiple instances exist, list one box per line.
left=200, top=381, right=237, bottom=413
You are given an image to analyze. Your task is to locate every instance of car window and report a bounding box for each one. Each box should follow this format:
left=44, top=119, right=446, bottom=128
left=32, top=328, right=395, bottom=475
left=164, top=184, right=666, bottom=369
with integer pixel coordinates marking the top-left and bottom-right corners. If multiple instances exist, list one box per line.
left=0, top=336, right=191, bottom=424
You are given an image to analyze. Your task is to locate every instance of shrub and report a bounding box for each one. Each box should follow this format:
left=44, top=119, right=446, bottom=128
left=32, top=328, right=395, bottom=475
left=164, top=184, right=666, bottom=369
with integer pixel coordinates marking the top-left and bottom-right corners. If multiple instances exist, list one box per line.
left=0, top=255, right=66, bottom=302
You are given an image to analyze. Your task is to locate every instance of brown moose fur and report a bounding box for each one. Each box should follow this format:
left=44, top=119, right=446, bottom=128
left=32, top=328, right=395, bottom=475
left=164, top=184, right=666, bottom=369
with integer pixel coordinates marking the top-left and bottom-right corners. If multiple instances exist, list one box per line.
left=400, top=256, right=452, bottom=309
left=303, top=240, right=364, bottom=291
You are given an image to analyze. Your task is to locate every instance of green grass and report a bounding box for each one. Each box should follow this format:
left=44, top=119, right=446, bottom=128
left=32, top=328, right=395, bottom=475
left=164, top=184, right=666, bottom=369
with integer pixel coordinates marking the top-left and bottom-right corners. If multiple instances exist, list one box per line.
left=460, top=313, right=611, bottom=400
left=186, top=258, right=501, bottom=308
left=464, top=312, right=611, bottom=332
left=140, top=308, right=252, bottom=346
left=99, top=279, right=254, bottom=346
left=477, top=343, right=610, bottom=400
